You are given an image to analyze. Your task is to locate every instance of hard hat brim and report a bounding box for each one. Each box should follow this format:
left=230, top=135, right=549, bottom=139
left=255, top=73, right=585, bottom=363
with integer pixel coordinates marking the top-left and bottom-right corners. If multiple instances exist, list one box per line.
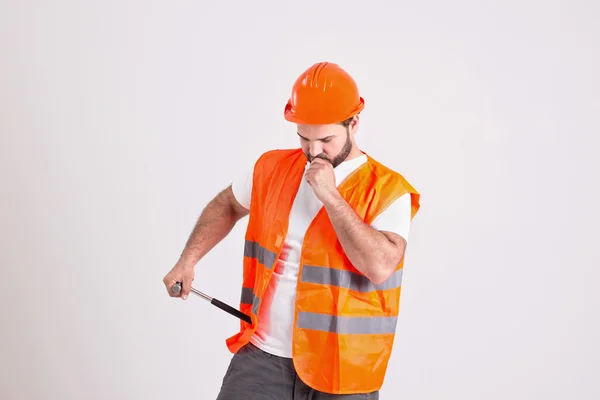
left=283, top=97, right=365, bottom=125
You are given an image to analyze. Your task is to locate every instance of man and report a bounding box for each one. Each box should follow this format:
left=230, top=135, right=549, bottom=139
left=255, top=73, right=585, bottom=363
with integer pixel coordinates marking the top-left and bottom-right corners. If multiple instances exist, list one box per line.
left=163, top=61, right=421, bottom=399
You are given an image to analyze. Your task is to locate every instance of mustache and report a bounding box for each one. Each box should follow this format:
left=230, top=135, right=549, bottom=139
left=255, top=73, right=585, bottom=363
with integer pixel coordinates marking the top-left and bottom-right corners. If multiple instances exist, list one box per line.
left=308, top=153, right=331, bottom=162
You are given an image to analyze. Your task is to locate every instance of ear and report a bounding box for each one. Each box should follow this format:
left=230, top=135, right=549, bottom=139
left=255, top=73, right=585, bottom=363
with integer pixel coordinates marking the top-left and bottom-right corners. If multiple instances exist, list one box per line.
left=350, top=114, right=360, bottom=134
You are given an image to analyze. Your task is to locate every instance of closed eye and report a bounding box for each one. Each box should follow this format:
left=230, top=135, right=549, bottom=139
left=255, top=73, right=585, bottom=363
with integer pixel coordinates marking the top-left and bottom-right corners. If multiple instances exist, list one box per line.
left=297, top=133, right=335, bottom=142
left=300, top=137, right=330, bottom=142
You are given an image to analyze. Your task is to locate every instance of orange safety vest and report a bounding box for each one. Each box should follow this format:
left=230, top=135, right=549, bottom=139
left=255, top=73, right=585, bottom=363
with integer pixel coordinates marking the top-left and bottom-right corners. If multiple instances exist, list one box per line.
left=225, top=148, right=420, bottom=394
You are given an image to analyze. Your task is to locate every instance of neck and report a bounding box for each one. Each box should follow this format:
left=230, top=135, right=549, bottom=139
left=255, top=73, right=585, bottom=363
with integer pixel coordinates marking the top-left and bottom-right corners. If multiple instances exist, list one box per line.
left=345, top=147, right=365, bottom=161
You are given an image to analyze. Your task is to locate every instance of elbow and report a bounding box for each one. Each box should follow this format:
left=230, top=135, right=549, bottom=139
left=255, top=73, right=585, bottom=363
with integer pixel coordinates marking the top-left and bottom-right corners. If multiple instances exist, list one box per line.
left=367, top=262, right=397, bottom=285
left=368, top=269, right=394, bottom=285
left=365, top=232, right=407, bottom=285
left=367, top=250, right=405, bottom=285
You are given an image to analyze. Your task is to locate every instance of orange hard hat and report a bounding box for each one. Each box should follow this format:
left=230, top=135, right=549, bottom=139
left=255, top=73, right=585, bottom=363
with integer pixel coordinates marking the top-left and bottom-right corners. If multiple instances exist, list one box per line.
left=284, top=61, right=365, bottom=124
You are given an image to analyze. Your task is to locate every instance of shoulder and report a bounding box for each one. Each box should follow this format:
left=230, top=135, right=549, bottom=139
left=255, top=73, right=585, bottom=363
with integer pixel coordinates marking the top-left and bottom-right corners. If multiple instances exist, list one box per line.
left=255, top=148, right=303, bottom=165
left=363, top=154, right=421, bottom=219
left=365, top=155, right=418, bottom=193
left=253, top=148, right=304, bottom=175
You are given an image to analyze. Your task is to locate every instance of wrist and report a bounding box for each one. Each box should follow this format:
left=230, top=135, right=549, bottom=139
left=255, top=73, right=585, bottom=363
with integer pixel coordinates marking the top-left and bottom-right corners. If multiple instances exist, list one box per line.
left=178, top=254, right=198, bottom=270
left=322, top=188, right=343, bottom=208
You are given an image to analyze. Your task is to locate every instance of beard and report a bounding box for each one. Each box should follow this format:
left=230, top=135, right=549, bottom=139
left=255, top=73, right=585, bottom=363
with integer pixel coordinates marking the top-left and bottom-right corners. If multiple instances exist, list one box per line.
left=305, top=130, right=353, bottom=168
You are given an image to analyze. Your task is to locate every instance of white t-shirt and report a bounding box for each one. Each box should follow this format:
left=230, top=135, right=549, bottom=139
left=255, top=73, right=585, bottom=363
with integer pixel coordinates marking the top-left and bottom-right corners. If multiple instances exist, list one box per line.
left=231, top=153, right=412, bottom=358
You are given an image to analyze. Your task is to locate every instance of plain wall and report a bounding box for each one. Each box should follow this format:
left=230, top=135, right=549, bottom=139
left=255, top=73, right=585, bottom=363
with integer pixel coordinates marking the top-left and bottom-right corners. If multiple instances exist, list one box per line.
left=1, top=1, right=599, bottom=399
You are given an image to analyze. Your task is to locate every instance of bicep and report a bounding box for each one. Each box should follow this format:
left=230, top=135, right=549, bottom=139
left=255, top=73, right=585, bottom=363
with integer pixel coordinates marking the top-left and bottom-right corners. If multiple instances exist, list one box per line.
left=370, top=194, right=412, bottom=263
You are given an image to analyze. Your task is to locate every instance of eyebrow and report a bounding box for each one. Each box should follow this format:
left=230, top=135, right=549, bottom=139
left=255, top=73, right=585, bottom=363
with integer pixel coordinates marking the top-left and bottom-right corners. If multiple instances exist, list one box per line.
left=297, top=132, right=336, bottom=141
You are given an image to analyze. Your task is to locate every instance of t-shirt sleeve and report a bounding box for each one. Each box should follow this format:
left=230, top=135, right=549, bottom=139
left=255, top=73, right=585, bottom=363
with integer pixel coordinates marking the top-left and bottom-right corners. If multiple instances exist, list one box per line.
left=370, top=193, right=412, bottom=242
left=230, top=163, right=255, bottom=210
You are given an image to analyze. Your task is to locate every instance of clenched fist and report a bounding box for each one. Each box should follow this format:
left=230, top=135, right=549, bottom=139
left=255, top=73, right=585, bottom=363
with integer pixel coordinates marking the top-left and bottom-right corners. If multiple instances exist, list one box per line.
left=305, top=157, right=338, bottom=203
left=163, top=260, right=195, bottom=300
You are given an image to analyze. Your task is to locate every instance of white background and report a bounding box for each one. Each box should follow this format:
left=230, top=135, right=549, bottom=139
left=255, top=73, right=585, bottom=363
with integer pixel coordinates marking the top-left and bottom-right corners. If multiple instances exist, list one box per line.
left=1, top=1, right=599, bottom=399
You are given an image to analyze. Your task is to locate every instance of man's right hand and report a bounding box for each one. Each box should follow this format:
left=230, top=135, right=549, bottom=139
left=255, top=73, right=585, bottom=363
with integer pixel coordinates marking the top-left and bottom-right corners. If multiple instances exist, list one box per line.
left=161, top=186, right=247, bottom=300
left=163, top=261, right=195, bottom=300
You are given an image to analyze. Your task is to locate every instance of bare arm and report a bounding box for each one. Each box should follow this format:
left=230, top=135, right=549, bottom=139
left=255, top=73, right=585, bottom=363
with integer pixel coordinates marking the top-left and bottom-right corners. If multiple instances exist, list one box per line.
left=322, top=192, right=406, bottom=285
left=179, top=185, right=249, bottom=265
left=164, top=185, right=248, bottom=298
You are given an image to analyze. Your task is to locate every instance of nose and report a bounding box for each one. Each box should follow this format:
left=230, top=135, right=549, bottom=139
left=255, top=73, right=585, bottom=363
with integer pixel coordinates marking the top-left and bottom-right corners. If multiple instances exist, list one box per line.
left=308, top=141, right=323, bottom=158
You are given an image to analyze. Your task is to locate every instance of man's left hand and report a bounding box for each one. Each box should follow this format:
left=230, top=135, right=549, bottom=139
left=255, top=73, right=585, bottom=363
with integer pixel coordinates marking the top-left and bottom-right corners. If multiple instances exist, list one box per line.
left=305, top=158, right=338, bottom=204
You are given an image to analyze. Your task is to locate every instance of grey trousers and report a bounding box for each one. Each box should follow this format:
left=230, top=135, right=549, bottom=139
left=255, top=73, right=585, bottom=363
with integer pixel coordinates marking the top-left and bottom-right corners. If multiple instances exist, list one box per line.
left=216, top=342, right=379, bottom=399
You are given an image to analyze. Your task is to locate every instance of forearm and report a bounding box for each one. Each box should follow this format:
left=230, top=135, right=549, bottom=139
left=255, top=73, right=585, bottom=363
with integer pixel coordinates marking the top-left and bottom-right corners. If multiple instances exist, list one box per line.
left=322, top=192, right=403, bottom=284
left=179, top=187, right=244, bottom=267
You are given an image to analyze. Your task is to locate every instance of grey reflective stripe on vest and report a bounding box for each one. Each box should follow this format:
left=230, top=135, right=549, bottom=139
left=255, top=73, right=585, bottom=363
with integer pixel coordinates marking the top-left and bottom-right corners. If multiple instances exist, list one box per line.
left=240, top=286, right=261, bottom=315
left=297, top=312, right=398, bottom=334
left=244, top=240, right=276, bottom=269
left=300, top=265, right=403, bottom=292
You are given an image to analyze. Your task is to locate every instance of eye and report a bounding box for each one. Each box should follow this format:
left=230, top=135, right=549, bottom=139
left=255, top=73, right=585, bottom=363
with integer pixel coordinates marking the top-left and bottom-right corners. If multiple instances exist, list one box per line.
left=321, top=138, right=331, bottom=143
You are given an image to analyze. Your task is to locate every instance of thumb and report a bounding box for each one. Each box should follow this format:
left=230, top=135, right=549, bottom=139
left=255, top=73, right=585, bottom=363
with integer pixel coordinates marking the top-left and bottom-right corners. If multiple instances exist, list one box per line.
left=181, top=277, right=193, bottom=300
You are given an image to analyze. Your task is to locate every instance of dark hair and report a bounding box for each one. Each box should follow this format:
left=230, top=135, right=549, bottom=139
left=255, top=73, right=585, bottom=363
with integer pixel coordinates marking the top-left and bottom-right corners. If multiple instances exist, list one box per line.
left=340, top=114, right=359, bottom=128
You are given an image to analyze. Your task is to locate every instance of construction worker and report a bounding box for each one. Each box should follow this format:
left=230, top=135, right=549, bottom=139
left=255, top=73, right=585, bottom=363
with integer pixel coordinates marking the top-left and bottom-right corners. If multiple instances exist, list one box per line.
left=163, top=61, right=421, bottom=399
